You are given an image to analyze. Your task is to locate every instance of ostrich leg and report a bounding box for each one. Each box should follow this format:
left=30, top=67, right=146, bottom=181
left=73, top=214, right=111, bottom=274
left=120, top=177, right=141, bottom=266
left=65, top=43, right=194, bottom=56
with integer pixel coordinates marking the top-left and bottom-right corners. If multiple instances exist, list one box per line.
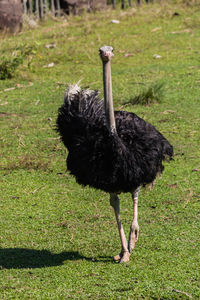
left=110, top=193, right=130, bottom=263
left=128, top=187, right=140, bottom=253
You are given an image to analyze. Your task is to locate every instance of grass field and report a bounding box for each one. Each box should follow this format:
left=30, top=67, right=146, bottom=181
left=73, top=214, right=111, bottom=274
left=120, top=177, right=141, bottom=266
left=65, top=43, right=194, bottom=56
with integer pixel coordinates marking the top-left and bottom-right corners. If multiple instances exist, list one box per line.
left=0, top=1, right=199, bottom=298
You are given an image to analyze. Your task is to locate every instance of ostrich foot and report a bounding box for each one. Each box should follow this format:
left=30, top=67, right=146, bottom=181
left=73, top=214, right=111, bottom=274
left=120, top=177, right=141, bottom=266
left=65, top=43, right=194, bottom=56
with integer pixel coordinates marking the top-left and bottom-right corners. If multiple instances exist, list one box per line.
left=113, top=251, right=130, bottom=263
left=119, top=251, right=130, bottom=263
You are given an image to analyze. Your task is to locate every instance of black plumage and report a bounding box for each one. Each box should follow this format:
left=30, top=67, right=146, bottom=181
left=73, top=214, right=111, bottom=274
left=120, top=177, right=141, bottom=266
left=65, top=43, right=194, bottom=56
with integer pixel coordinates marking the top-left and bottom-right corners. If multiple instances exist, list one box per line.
left=56, top=85, right=173, bottom=193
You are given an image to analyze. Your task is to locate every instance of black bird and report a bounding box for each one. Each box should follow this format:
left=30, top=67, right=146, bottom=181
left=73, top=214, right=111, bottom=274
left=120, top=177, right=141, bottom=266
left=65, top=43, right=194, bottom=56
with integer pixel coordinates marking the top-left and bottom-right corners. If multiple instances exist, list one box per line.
left=56, top=46, right=173, bottom=263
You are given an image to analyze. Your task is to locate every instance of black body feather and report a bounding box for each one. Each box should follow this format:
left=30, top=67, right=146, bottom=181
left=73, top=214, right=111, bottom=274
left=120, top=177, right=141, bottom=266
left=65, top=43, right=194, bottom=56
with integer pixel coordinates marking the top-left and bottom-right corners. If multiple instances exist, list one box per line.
left=56, top=86, right=173, bottom=193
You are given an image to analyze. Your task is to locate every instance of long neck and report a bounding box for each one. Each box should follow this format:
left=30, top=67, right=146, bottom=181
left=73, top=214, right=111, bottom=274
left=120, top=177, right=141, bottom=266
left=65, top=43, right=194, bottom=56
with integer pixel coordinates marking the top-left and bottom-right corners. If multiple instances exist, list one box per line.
left=102, top=60, right=116, bottom=134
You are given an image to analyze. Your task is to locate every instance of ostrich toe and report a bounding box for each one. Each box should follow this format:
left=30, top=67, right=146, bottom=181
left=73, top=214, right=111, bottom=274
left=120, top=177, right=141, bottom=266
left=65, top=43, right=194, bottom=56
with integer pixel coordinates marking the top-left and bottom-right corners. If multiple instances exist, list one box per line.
left=113, top=252, right=122, bottom=261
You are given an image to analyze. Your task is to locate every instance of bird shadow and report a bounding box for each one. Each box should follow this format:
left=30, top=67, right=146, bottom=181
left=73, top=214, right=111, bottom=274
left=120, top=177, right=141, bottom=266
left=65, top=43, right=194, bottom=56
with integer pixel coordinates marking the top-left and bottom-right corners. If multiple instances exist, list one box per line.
left=0, top=248, right=113, bottom=269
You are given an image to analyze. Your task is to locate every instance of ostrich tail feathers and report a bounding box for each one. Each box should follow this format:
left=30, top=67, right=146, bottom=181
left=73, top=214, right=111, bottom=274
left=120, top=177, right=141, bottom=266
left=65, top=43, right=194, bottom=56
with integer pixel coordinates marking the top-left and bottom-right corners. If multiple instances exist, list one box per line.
left=65, top=83, right=95, bottom=99
left=56, top=84, right=104, bottom=149
left=163, top=141, right=173, bottom=161
left=63, top=83, right=102, bottom=116
left=64, top=83, right=81, bottom=100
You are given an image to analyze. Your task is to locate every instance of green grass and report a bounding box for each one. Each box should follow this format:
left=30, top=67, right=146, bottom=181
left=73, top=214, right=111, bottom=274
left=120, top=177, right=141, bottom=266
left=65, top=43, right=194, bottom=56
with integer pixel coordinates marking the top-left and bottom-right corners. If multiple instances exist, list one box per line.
left=124, top=82, right=165, bottom=105
left=0, top=1, right=199, bottom=298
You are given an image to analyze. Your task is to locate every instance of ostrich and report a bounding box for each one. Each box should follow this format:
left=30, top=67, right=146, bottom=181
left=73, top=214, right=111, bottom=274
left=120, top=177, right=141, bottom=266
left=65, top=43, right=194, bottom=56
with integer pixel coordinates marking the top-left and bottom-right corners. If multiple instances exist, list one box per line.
left=56, top=46, right=173, bottom=263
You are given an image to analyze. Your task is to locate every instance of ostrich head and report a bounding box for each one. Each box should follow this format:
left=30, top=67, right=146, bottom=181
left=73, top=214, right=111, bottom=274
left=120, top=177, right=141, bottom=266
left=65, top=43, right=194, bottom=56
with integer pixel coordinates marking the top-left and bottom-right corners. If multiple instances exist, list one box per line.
left=99, top=46, right=114, bottom=62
